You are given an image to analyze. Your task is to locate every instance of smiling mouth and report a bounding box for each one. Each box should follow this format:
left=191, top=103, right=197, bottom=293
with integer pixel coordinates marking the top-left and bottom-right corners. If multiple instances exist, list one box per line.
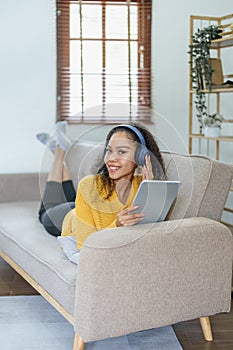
left=108, top=166, right=120, bottom=171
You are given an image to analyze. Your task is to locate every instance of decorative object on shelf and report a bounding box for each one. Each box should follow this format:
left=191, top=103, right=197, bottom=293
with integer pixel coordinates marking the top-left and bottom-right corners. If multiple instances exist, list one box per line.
left=194, top=91, right=207, bottom=133
left=204, top=112, right=224, bottom=126
left=210, top=58, right=224, bottom=86
left=203, top=113, right=224, bottom=138
left=188, top=25, right=221, bottom=133
left=189, top=25, right=221, bottom=91
left=204, top=126, right=220, bottom=138
left=210, top=59, right=233, bottom=89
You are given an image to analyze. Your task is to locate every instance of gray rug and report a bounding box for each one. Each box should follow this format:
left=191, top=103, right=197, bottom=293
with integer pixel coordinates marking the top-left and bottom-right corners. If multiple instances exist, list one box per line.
left=0, top=295, right=183, bottom=350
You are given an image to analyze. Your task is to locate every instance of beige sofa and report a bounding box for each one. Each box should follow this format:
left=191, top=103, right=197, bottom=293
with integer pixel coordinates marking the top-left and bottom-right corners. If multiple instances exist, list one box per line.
left=0, top=142, right=232, bottom=350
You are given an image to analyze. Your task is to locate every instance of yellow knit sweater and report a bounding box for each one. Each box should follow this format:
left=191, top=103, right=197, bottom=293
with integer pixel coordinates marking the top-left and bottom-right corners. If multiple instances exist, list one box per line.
left=62, top=174, right=142, bottom=250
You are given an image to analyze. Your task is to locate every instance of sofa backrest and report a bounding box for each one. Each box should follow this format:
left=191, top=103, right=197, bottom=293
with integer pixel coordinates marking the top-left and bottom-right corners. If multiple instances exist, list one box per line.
left=1, top=141, right=231, bottom=222
left=65, top=142, right=233, bottom=222
left=0, top=172, right=47, bottom=202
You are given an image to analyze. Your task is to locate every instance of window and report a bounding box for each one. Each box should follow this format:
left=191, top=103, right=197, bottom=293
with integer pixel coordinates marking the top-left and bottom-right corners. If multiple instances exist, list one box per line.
left=57, top=0, right=152, bottom=123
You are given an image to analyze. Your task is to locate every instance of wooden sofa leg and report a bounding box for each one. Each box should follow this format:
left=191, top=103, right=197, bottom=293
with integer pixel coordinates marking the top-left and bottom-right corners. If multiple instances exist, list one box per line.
left=73, top=333, right=85, bottom=350
left=199, top=317, right=213, bottom=341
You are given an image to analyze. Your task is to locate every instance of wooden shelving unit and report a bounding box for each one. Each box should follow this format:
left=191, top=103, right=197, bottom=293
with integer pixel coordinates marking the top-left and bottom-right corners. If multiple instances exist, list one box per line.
left=211, top=36, right=233, bottom=49
left=189, top=13, right=233, bottom=229
left=190, top=87, right=233, bottom=93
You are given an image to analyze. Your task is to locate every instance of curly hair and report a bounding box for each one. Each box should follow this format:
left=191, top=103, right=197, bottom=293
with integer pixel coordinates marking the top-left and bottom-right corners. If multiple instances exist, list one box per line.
left=96, top=122, right=167, bottom=199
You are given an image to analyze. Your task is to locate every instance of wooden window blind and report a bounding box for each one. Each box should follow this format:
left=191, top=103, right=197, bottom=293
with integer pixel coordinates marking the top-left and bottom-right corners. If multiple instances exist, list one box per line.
left=57, top=0, right=152, bottom=123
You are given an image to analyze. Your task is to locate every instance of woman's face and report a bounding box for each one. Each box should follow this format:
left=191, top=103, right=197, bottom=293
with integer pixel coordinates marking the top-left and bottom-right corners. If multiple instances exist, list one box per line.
left=104, top=131, right=137, bottom=182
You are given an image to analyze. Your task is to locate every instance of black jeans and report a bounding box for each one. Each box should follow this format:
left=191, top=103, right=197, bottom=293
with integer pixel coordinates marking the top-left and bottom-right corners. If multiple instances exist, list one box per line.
left=39, top=180, right=76, bottom=237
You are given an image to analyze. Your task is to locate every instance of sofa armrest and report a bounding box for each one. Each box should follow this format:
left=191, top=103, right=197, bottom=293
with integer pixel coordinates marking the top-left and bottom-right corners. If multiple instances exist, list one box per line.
left=74, top=217, right=233, bottom=342
left=198, top=160, right=233, bottom=221
left=0, top=173, right=47, bottom=202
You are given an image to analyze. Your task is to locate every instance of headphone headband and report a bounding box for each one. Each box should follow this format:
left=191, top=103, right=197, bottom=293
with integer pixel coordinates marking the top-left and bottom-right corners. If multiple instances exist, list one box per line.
left=109, top=124, right=149, bottom=166
left=112, top=124, right=146, bottom=146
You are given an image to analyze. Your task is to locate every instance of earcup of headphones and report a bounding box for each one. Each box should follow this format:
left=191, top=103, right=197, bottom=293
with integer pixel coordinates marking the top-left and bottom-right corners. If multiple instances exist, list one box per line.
left=134, top=144, right=149, bottom=166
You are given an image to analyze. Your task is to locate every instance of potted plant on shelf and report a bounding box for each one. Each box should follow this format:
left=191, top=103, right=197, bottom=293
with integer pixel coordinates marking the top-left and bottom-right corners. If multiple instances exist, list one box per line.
left=188, top=24, right=221, bottom=133
left=203, top=113, right=224, bottom=137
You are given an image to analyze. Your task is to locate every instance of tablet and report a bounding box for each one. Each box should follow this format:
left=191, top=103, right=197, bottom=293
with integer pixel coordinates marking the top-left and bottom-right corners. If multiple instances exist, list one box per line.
left=131, top=180, right=180, bottom=224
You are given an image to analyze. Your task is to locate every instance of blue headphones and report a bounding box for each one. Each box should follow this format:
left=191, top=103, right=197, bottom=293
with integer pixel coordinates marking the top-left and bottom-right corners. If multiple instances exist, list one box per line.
left=111, top=124, right=149, bottom=166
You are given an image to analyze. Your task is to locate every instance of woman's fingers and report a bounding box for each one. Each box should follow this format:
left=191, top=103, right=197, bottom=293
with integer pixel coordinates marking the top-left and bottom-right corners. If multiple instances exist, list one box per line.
left=122, top=215, right=145, bottom=226
left=116, top=206, right=145, bottom=227
left=142, top=154, right=154, bottom=180
left=127, top=205, right=140, bottom=213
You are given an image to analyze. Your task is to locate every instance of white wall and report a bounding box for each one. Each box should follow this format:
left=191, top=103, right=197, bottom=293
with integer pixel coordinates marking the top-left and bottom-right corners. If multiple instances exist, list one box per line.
left=0, top=0, right=56, bottom=173
left=0, top=0, right=232, bottom=173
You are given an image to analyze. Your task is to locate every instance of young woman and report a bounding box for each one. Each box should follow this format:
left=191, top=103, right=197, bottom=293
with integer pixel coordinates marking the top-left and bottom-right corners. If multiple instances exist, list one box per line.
left=37, top=122, right=166, bottom=250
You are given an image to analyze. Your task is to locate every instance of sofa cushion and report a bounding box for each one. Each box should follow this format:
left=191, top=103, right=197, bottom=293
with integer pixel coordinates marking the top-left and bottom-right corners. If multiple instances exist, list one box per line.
left=0, top=201, right=77, bottom=316
left=65, top=141, right=103, bottom=189
left=162, top=152, right=211, bottom=220
left=162, top=152, right=233, bottom=221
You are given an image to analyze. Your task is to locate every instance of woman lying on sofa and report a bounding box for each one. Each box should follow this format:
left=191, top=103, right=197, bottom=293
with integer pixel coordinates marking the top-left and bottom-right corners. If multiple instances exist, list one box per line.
left=36, top=122, right=166, bottom=257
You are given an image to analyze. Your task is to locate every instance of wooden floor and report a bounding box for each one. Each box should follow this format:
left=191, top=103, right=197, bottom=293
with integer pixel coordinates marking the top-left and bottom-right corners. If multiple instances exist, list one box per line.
left=0, top=257, right=232, bottom=350
left=173, top=305, right=233, bottom=350
left=0, top=257, right=38, bottom=296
